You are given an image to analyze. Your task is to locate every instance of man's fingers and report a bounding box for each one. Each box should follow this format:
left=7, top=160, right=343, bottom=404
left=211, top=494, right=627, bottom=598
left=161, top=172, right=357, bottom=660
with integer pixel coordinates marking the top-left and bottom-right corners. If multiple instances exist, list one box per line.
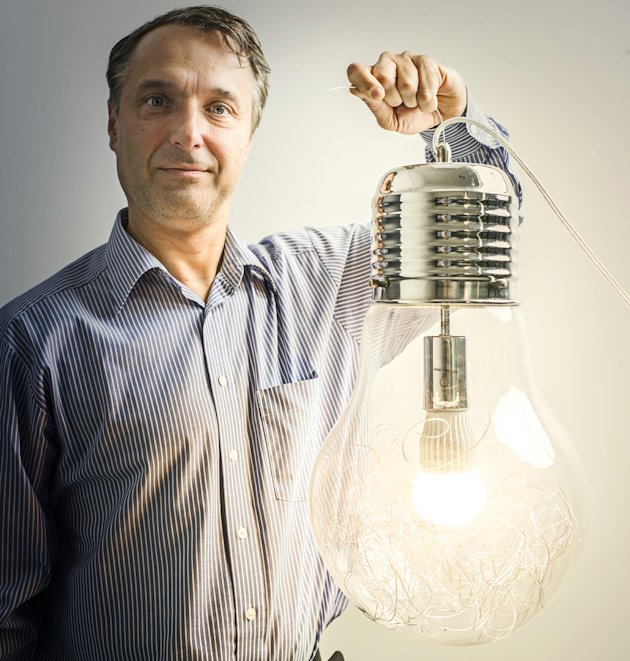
left=389, top=52, right=420, bottom=109
left=347, top=51, right=466, bottom=134
left=413, top=55, right=442, bottom=114
left=346, top=61, right=385, bottom=102
left=349, top=52, right=443, bottom=113
left=348, top=87, right=393, bottom=130
left=371, top=52, right=404, bottom=108
left=347, top=60, right=396, bottom=130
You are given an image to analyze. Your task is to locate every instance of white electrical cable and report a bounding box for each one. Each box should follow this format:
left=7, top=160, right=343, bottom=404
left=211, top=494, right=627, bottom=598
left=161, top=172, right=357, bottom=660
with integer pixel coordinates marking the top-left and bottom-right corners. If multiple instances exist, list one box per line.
left=432, top=117, right=630, bottom=309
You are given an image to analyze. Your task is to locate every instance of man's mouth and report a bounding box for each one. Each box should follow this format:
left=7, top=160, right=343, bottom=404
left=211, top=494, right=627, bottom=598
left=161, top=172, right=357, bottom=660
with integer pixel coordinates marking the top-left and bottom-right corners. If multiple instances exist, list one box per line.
left=159, top=165, right=210, bottom=177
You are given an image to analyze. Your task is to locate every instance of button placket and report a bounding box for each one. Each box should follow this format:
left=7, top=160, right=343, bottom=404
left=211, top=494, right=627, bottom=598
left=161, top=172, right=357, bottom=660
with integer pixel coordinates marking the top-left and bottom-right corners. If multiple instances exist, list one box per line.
left=202, top=303, right=266, bottom=651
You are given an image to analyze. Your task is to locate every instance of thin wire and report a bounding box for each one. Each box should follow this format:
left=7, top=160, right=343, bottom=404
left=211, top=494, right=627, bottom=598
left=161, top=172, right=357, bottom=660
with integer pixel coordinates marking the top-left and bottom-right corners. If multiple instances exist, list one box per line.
left=432, top=117, right=630, bottom=309
left=434, top=109, right=443, bottom=138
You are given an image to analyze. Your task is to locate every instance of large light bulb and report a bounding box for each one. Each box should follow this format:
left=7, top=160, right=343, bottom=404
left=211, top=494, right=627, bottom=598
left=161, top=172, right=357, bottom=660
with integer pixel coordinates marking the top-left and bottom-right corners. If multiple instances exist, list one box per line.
left=308, top=159, right=586, bottom=645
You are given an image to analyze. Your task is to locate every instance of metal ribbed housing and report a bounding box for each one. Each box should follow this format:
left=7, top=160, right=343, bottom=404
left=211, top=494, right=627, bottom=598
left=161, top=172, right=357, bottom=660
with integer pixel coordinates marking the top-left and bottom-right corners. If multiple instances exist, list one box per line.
left=371, top=162, right=520, bottom=305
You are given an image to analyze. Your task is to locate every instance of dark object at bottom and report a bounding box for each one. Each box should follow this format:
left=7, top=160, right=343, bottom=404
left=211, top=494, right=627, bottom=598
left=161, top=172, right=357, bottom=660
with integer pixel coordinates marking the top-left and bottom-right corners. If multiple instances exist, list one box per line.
left=314, top=651, right=344, bottom=661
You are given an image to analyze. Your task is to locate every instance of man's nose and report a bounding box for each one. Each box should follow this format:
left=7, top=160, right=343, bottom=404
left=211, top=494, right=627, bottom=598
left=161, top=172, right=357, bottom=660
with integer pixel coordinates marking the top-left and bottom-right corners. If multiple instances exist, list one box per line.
left=169, top=104, right=205, bottom=150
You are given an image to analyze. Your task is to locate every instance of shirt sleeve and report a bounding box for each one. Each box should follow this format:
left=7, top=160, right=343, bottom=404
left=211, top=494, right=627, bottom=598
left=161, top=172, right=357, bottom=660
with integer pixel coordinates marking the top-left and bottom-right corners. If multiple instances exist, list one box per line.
left=305, top=223, right=373, bottom=345
left=0, top=338, right=57, bottom=660
left=420, top=93, right=523, bottom=208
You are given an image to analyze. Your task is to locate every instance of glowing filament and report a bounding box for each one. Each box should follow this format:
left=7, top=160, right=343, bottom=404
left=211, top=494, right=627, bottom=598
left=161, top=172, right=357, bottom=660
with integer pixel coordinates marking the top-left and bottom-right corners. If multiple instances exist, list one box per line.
left=412, top=469, right=486, bottom=526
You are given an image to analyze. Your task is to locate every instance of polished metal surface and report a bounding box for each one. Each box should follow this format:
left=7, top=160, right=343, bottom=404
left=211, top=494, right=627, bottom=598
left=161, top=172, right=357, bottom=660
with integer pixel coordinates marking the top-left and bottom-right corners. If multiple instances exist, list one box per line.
left=424, top=334, right=468, bottom=411
left=371, top=162, right=520, bottom=304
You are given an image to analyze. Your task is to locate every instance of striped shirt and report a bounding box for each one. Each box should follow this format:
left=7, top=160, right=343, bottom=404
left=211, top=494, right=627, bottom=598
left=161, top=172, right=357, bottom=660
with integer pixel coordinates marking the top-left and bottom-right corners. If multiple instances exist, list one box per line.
left=0, top=100, right=520, bottom=661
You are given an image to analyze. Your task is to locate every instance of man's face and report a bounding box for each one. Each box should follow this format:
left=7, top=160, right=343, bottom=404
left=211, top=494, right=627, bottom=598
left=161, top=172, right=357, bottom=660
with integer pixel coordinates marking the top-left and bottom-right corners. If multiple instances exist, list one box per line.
left=108, top=25, right=254, bottom=231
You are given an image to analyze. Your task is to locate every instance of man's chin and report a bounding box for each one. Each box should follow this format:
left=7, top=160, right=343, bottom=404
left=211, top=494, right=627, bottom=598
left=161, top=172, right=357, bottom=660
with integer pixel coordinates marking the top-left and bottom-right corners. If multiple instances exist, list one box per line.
left=151, top=195, right=226, bottom=225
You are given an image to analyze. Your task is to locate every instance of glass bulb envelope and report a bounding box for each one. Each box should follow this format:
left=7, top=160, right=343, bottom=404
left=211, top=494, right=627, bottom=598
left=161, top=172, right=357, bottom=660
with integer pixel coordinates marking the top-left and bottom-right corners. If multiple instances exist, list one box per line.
left=308, top=159, right=586, bottom=645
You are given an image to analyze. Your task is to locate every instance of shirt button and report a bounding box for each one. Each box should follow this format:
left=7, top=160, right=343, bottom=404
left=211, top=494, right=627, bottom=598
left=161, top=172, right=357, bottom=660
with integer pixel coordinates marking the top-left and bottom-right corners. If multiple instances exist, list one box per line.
left=218, top=375, right=227, bottom=387
left=229, top=449, right=238, bottom=462
left=237, top=527, right=248, bottom=540
left=245, top=607, right=256, bottom=621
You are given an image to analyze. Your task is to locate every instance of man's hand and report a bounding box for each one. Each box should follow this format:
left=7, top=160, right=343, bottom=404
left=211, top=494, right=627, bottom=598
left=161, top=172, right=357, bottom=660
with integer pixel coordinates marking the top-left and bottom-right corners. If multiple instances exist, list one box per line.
left=347, top=52, right=467, bottom=134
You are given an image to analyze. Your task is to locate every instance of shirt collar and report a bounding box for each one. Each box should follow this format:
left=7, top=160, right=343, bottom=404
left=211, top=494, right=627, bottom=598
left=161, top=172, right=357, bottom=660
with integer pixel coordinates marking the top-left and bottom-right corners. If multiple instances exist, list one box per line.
left=105, top=209, right=276, bottom=314
left=220, top=225, right=277, bottom=295
left=105, top=209, right=166, bottom=314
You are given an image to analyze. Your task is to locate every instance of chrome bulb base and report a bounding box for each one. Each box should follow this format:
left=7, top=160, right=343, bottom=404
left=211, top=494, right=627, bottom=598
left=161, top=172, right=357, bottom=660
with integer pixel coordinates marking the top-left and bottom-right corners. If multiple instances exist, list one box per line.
left=371, top=161, right=520, bottom=305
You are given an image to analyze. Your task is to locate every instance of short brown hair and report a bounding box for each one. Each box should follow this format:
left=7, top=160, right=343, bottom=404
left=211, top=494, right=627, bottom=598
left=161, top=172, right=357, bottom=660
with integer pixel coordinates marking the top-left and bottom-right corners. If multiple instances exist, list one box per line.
left=106, top=5, right=270, bottom=131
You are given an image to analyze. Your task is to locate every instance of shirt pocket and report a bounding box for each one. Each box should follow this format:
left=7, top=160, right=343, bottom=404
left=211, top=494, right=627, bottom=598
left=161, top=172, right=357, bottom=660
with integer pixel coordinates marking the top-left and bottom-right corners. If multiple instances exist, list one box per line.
left=256, top=375, right=321, bottom=502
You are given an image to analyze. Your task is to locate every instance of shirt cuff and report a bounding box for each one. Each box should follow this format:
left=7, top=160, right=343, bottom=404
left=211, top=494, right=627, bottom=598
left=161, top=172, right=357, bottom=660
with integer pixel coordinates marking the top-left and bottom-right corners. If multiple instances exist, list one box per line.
left=420, top=92, right=510, bottom=160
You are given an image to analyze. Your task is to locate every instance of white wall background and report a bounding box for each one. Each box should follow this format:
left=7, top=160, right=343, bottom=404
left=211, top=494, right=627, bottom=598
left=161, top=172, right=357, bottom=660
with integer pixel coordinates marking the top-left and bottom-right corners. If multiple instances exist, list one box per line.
left=1, top=0, right=628, bottom=659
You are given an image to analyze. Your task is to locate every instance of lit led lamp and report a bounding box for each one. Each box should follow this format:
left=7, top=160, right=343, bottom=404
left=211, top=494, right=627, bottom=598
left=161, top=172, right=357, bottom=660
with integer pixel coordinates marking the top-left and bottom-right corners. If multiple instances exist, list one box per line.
left=307, top=127, right=617, bottom=644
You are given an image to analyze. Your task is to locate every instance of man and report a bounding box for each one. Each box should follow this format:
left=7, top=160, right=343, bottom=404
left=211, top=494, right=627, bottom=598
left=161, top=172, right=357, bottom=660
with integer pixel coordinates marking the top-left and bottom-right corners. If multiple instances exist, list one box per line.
left=0, top=5, right=520, bottom=660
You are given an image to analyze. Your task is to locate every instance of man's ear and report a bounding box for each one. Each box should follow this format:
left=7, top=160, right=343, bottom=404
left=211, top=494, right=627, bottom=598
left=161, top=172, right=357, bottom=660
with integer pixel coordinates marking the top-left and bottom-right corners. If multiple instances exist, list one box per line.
left=107, top=102, right=118, bottom=152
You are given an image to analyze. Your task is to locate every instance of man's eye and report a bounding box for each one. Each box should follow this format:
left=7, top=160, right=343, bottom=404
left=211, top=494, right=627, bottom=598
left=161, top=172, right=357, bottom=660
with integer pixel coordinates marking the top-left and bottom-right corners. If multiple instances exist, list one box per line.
left=209, top=103, right=230, bottom=115
left=146, top=96, right=165, bottom=108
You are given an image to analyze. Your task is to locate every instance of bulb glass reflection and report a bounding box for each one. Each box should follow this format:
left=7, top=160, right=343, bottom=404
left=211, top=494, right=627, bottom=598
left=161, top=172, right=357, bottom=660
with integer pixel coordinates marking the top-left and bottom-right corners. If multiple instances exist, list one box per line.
left=309, top=303, right=585, bottom=645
